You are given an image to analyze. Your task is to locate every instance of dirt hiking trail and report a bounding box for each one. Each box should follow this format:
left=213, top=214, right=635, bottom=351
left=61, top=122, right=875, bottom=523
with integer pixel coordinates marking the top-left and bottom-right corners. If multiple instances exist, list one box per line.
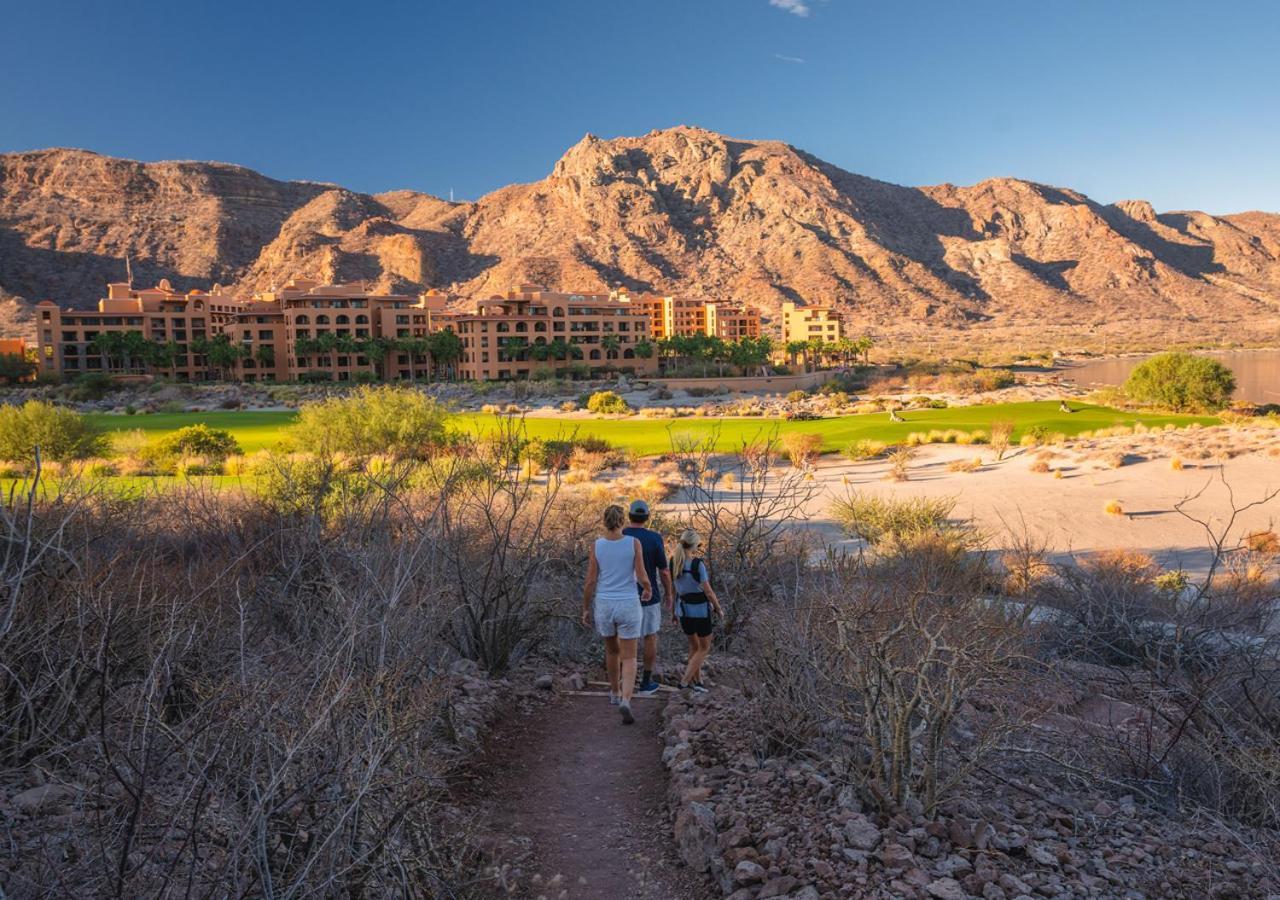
left=482, top=687, right=703, bottom=900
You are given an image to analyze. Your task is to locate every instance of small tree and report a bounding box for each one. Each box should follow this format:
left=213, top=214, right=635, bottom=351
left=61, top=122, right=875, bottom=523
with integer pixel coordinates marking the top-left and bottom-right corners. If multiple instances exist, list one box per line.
left=0, top=400, right=107, bottom=463
left=148, top=424, right=241, bottom=464
left=586, top=390, right=630, bottom=415
left=1124, top=352, right=1236, bottom=412
left=292, top=385, right=451, bottom=458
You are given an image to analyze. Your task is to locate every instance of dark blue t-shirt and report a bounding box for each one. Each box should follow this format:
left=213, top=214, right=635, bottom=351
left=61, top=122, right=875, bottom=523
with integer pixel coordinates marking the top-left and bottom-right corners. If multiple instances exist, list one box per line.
left=622, top=526, right=666, bottom=606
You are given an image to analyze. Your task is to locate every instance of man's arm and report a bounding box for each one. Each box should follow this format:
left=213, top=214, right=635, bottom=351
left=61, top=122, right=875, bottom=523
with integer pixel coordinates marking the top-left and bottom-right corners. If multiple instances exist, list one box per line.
left=633, top=538, right=653, bottom=603
left=661, top=567, right=675, bottom=613
left=581, top=550, right=599, bottom=626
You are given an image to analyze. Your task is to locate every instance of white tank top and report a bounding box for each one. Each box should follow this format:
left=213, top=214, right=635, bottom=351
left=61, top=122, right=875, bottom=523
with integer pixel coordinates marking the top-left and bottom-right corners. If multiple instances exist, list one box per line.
left=594, top=536, right=639, bottom=602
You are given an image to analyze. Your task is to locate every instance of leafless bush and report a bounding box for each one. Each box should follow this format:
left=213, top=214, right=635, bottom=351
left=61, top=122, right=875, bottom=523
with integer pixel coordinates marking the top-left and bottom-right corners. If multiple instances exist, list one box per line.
left=0, top=456, right=514, bottom=896
left=815, top=539, right=1037, bottom=815
left=669, top=426, right=818, bottom=649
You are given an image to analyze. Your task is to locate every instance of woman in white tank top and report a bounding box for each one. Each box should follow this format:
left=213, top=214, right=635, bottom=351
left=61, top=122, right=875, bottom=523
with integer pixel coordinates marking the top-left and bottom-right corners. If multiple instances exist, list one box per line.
left=582, top=504, right=653, bottom=724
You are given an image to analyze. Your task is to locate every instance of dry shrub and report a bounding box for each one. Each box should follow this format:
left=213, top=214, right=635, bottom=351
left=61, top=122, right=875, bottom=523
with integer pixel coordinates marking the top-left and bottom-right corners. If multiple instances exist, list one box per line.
left=1105, top=499, right=1124, bottom=516
left=947, top=457, right=982, bottom=473
left=669, top=427, right=818, bottom=648
left=0, top=468, right=503, bottom=896
left=1245, top=529, right=1280, bottom=555
left=782, top=431, right=824, bottom=468
left=990, top=420, right=1015, bottom=460
left=815, top=540, right=1033, bottom=813
left=1170, top=456, right=1185, bottom=471
left=1029, top=460, right=1050, bottom=474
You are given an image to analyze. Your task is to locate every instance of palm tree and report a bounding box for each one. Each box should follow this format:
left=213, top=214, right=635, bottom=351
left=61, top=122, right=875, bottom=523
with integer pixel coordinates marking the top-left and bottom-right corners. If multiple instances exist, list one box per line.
left=633, top=338, right=654, bottom=361
left=786, top=340, right=809, bottom=371
left=314, top=332, right=339, bottom=378
left=120, top=331, right=150, bottom=373
left=88, top=331, right=124, bottom=373
left=602, top=333, right=621, bottom=361
left=255, top=344, right=276, bottom=371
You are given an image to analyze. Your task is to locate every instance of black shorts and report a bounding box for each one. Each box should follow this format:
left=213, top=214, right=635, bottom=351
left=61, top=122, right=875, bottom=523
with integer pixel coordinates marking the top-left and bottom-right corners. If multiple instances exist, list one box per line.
left=680, top=616, right=713, bottom=637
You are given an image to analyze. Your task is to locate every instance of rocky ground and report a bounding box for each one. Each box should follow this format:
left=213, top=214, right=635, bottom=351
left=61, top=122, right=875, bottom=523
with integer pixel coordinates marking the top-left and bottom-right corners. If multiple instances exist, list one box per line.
left=660, top=663, right=1280, bottom=900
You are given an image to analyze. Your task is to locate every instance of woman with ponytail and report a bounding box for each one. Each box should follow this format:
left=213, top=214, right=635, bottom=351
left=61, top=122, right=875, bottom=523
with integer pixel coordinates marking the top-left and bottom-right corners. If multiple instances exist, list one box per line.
left=668, top=529, right=722, bottom=692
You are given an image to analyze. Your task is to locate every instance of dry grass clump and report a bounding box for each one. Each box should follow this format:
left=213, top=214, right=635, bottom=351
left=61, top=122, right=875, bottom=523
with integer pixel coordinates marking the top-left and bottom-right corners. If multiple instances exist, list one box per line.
left=1029, top=460, right=1051, bottom=474
left=831, top=490, right=957, bottom=544
left=1104, top=451, right=1128, bottom=469
left=1170, top=456, right=1185, bottom=471
left=1104, top=499, right=1125, bottom=516
left=844, top=439, right=887, bottom=461
left=947, top=457, right=982, bottom=473
left=886, top=446, right=915, bottom=482
left=1245, top=529, right=1280, bottom=556
left=990, top=420, right=1015, bottom=460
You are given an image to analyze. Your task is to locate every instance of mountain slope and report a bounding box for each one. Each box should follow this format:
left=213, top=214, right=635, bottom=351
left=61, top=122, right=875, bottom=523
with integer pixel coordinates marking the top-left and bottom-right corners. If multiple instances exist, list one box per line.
left=2, top=129, right=1278, bottom=347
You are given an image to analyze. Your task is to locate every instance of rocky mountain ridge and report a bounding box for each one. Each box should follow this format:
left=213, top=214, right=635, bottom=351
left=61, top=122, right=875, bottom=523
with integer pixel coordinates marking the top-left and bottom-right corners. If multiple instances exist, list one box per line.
left=3, top=127, right=1278, bottom=347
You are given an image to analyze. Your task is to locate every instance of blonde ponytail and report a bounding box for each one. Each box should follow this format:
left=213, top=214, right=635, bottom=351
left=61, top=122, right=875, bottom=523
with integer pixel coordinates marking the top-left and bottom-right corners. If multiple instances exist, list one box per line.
left=671, top=528, right=702, bottom=578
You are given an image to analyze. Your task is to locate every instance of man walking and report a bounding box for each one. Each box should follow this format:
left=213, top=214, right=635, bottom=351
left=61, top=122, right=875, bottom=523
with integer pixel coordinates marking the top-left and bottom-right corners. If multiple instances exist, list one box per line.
left=623, top=500, right=673, bottom=696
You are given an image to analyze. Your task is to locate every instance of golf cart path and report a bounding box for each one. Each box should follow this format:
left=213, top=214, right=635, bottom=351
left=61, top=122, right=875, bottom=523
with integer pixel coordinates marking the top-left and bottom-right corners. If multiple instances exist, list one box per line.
left=483, top=689, right=703, bottom=899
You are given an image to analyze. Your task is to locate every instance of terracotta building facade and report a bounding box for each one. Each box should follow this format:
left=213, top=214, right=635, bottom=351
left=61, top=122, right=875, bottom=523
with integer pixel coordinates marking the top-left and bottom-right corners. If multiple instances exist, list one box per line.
left=618, top=292, right=761, bottom=342
left=34, top=279, right=450, bottom=382
left=452, top=285, right=658, bottom=381
left=780, top=301, right=844, bottom=345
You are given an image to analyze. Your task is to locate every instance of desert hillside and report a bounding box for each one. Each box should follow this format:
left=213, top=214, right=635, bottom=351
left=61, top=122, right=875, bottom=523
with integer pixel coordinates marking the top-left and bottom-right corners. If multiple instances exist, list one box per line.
left=3, top=127, right=1279, bottom=347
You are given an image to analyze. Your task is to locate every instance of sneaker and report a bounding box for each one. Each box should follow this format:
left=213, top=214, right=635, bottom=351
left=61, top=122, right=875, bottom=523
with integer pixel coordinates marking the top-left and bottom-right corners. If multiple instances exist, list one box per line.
left=609, top=691, right=619, bottom=706
left=620, top=702, right=635, bottom=725
left=690, top=682, right=710, bottom=694
left=635, top=679, right=660, bottom=696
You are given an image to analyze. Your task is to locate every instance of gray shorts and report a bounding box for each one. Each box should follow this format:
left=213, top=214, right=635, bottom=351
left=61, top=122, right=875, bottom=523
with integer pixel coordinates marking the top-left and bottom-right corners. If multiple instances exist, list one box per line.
left=595, top=596, right=642, bottom=639
left=640, top=603, right=662, bottom=637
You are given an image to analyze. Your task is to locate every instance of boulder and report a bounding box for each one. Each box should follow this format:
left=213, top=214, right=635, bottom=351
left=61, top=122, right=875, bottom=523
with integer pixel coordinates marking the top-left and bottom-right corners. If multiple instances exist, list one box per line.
left=675, top=801, right=718, bottom=872
left=843, top=815, right=882, bottom=851
left=733, top=860, right=767, bottom=886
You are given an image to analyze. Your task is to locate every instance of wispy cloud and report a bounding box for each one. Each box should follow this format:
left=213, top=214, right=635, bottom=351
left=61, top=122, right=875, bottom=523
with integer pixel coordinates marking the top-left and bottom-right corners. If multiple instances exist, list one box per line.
left=773, top=53, right=806, bottom=64
left=769, top=0, right=810, bottom=17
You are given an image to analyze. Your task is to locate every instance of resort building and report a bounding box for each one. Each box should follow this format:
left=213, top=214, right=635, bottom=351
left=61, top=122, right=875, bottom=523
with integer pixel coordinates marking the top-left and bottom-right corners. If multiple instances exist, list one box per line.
left=452, top=285, right=658, bottom=381
left=780, top=300, right=844, bottom=345
left=619, top=292, right=761, bottom=342
left=34, top=279, right=452, bottom=382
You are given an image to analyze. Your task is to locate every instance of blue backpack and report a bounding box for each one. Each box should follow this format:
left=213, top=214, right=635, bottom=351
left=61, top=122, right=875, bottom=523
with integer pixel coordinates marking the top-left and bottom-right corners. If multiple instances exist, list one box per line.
left=674, top=558, right=711, bottom=619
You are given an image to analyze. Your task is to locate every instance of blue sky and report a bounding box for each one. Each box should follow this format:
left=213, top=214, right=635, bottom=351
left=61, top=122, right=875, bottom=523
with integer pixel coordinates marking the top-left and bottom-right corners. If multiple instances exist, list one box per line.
left=3, top=0, right=1277, bottom=213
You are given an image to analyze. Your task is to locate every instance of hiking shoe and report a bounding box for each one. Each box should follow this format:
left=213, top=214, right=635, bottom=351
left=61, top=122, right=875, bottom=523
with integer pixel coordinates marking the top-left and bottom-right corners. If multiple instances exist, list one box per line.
left=690, top=682, right=710, bottom=694
left=635, top=679, right=660, bottom=696
left=620, top=702, right=635, bottom=725
left=609, top=691, right=619, bottom=706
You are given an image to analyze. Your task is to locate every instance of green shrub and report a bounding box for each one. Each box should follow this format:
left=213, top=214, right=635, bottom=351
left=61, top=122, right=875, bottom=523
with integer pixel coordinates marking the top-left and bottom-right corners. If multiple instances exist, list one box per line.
left=1124, top=352, right=1236, bottom=412
left=291, top=385, right=451, bottom=458
left=351, top=370, right=379, bottom=384
left=831, top=492, right=958, bottom=545
left=786, top=390, right=808, bottom=403
left=586, top=390, right=630, bottom=415
left=0, top=400, right=107, bottom=463
left=150, top=424, right=241, bottom=462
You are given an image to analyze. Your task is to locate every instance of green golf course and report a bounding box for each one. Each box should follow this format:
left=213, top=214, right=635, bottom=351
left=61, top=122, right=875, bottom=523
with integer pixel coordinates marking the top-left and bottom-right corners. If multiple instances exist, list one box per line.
left=85, top=401, right=1217, bottom=457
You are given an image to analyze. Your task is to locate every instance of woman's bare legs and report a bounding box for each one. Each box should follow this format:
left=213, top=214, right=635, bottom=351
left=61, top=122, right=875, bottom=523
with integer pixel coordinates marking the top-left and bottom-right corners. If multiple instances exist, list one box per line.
left=616, top=637, right=638, bottom=705
left=682, top=633, right=712, bottom=685
left=604, top=635, right=621, bottom=697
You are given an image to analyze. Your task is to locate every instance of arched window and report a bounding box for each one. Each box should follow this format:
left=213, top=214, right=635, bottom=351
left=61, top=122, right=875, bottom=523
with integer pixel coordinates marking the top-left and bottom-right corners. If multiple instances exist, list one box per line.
left=355, top=314, right=369, bottom=324
left=316, top=314, right=330, bottom=324
left=336, top=314, right=350, bottom=324
left=589, top=349, right=601, bottom=361
left=623, top=348, right=635, bottom=359
left=534, top=321, right=547, bottom=332
left=295, top=314, right=310, bottom=325
left=552, top=307, right=565, bottom=317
